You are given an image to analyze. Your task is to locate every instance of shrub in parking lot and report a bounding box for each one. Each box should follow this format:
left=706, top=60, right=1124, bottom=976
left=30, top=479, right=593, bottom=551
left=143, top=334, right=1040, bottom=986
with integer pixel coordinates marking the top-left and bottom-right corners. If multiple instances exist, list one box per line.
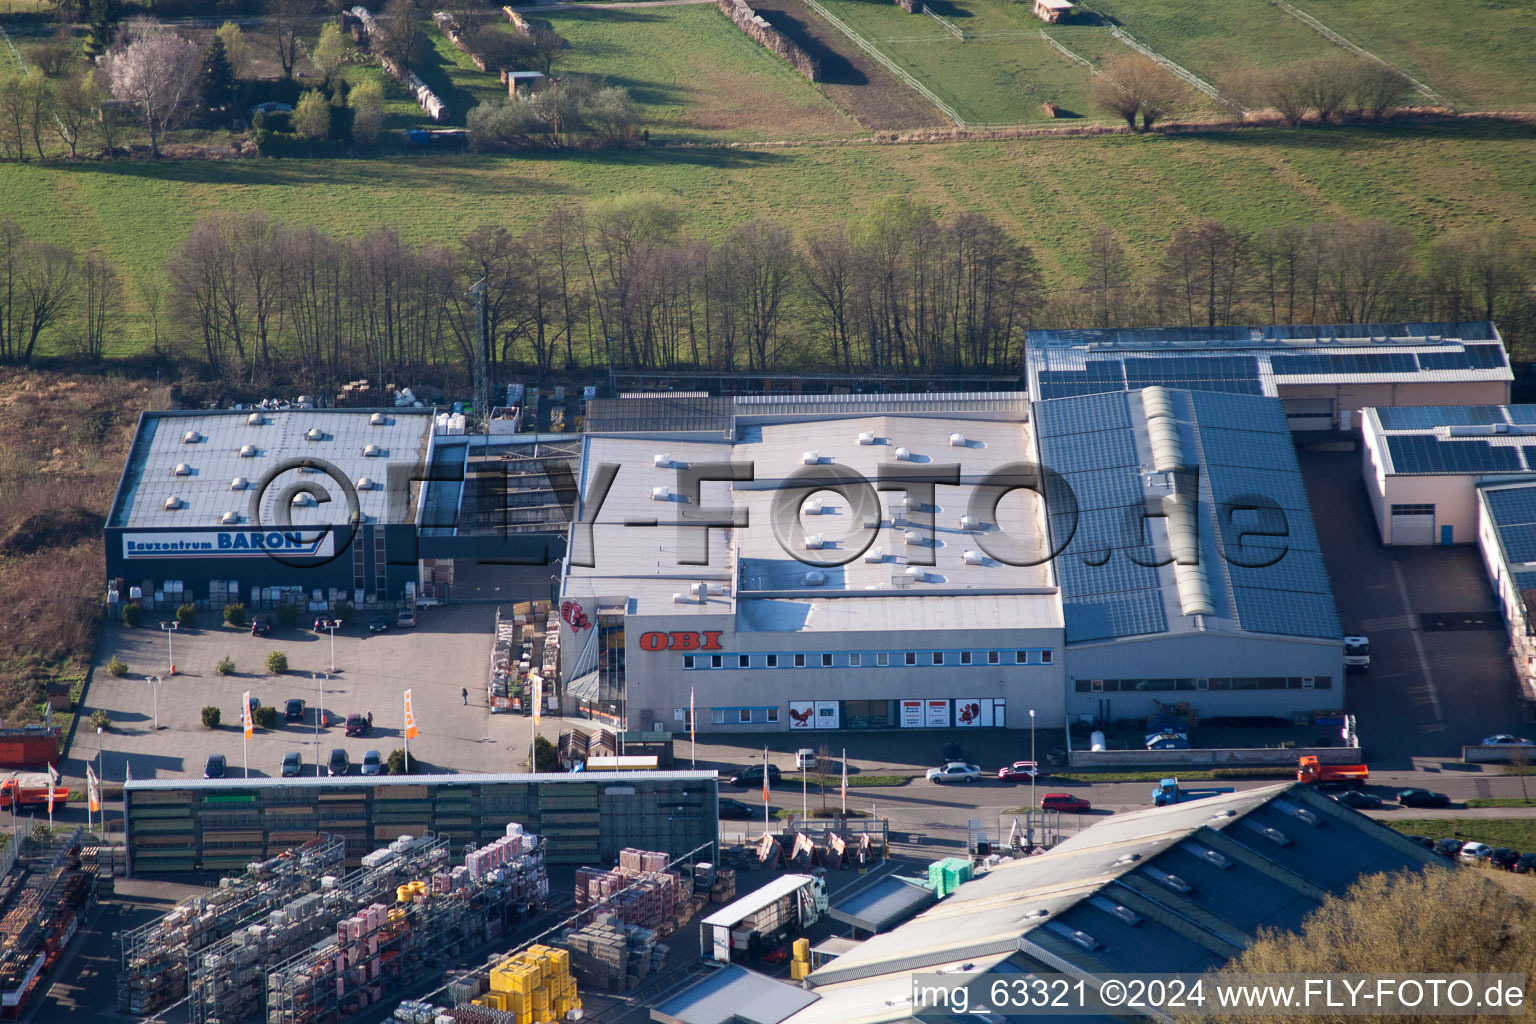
left=276, top=603, right=299, bottom=627
left=533, top=735, right=558, bottom=772
left=121, top=603, right=142, bottom=627
left=88, top=709, right=111, bottom=730
left=202, top=706, right=221, bottom=729
left=254, top=705, right=279, bottom=729
left=175, top=603, right=196, bottom=627
left=223, top=603, right=246, bottom=626
left=336, top=602, right=354, bottom=623
left=266, top=651, right=288, bottom=674
left=386, top=748, right=408, bottom=775
left=107, top=655, right=129, bottom=677
left=216, top=655, right=235, bottom=676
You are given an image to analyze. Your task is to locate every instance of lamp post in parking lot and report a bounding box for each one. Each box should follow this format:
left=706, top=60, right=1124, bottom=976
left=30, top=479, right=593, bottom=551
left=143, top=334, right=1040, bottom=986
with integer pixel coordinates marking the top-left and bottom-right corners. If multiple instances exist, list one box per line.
left=321, top=620, right=340, bottom=673
left=1029, top=708, right=1036, bottom=811
left=146, top=676, right=162, bottom=731
left=159, top=621, right=178, bottom=675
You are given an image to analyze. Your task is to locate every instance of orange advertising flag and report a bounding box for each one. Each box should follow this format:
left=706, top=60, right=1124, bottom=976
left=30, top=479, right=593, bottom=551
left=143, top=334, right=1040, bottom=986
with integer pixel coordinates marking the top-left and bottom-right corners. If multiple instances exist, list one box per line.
left=242, top=691, right=253, bottom=740
left=403, top=689, right=418, bottom=740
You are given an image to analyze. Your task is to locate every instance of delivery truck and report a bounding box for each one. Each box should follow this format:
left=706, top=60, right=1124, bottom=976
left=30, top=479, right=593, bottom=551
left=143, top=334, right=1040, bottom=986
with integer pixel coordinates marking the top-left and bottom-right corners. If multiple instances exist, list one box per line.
left=1297, top=755, right=1369, bottom=788
left=700, top=874, right=828, bottom=966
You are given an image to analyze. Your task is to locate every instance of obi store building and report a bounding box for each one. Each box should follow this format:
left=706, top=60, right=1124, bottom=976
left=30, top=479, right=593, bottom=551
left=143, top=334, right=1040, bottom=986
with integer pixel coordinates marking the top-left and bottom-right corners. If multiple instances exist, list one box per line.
left=556, top=391, right=1344, bottom=734
left=105, top=409, right=436, bottom=611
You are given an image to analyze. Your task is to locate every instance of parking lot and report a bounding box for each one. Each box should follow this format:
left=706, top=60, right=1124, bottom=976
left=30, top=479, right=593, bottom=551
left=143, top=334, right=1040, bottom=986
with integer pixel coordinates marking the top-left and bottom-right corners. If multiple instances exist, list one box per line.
left=1300, top=449, right=1527, bottom=767
left=66, top=603, right=547, bottom=785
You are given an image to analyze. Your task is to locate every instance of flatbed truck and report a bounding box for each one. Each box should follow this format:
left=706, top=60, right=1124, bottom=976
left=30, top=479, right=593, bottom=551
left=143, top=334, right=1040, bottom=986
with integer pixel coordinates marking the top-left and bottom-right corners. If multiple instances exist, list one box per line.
left=1152, top=778, right=1235, bottom=806
left=1297, top=755, right=1369, bottom=787
left=0, top=774, right=70, bottom=808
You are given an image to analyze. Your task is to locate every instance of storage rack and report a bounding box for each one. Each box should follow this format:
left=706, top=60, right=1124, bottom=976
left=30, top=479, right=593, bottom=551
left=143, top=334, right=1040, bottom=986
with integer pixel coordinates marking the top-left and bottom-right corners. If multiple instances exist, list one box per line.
left=190, top=835, right=451, bottom=1024
left=117, top=837, right=345, bottom=1016
left=0, top=829, right=99, bottom=1018
left=265, top=829, right=547, bottom=1024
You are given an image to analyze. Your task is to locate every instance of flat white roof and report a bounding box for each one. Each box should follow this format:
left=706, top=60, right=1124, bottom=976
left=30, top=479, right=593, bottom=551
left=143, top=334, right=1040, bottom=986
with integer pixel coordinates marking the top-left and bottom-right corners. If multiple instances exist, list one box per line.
left=701, top=874, right=818, bottom=928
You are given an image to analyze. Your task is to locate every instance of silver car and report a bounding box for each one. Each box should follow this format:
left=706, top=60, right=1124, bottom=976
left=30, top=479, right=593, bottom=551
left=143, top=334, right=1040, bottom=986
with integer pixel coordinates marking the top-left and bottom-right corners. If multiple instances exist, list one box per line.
left=361, top=749, right=383, bottom=776
left=926, top=761, right=981, bottom=783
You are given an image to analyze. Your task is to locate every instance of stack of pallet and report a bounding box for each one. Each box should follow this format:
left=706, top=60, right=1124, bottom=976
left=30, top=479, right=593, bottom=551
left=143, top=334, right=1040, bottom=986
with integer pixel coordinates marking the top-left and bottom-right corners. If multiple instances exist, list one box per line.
left=472, top=943, right=580, bottom=1022
left=561, top=913, right=661, bottom=993
left=709, top=867, right=737, bottom=904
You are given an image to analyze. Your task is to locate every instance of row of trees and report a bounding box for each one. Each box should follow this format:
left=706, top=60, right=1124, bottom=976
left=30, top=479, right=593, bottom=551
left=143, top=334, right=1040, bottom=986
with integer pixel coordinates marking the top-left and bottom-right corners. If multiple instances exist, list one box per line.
left=1069, top=219, right=1536, bottom=342
left=1223, top=54, right=1416, bottom=124
left=467, top=81, right=642, bottom=151
left=0, top=221, right=121, bottom=365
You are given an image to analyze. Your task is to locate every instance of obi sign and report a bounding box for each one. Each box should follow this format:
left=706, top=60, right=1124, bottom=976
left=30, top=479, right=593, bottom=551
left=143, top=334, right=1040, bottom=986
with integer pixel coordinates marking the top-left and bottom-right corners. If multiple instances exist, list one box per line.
left=123, top=530, right=335, bottom=559
left=638, top=631, right=724, bottom=652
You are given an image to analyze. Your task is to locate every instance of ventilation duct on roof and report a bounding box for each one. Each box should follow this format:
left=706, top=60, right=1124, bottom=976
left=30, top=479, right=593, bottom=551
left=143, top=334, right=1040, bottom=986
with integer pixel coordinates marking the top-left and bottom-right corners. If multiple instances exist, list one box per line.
left=960, top=515, right=980, bottom=532
left=369, top=412, right=388, bottom=426
left=221, top=511, right=241, bottom=525
left=804, top=534, right=826, bottom=550
left=363, top=444, right=383, bottom=457
left=173, top=463, right=191, bottom=476
left=230, top=477, right=248, bottom=491
left=1141, top=386, right=1184, bottom=473
left=803, top=570, right=826, bottom=586
left=163, top=496, right=183, bottom=510
left=654, top=453, right=673, bottom=469
left=858, top=431, right=876, bottom=445
left=247, top=413, right=264, bottom=426
left=865, top=546, right=883, bottom=563
left=805, top=499, right=824, bottom=515
left=893, top=447, right=913, bottom=461
left=356, top=477, right=375, bottom=490
left=291, top=492, right=317, bottom=507
left=802, top=451, right=819, bottom=466
left=949, top=432, right=967, bottom=447
left=963, top=550, right=984, bottom=565
left=1164, top=491, right=1214, bottom=616
left=305, top=427, right=324, bottom=441
left=239, top=444, right=257, bottom=458
left=182, top=430, right=201, bottom=444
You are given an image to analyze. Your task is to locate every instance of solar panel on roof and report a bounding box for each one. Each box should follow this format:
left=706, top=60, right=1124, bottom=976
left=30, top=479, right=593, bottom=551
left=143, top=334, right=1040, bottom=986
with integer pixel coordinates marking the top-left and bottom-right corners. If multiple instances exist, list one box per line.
left=1497, top=523, right=1536, bottom=565
left=1054, top=552, right=1161, bottom=597
left=1514, top=570, right=1536, bottom=592
left=1046, top=431, right=1137, bottom=474
left=1188, top=392, right=1289, bottom=433
left=1033, top=392, right=1132, bottom=438
left=1373, top=406, right=1506, bottom=430
left=1482, top=486, right=1536, bottom=527
left=1207, top=464, right=1312, bottom=511
left=1063, top=590, right=1168, bottom=643
left=1058, top=468, right=1145, bottom=512
left=1226, top=548, right=1333, bottom=594
left=1231, top=586, right=1340, bottom=639
left=1197, top=427, right=1299, bottom=471
left=1386, top=436, right=1523, bottom=474
left=1463, top=344, right=1509, bottom=369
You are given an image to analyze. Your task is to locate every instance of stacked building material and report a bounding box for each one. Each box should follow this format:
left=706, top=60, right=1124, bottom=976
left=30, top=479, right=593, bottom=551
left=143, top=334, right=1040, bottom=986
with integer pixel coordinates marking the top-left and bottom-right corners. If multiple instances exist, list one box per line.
left=709, top=867, right=736, bottom=904
left=119, top=837, right=345, bottom=1016
left=471, top=943, right=580, bottom=1022
left=561, top=913, right=661, bottom=993
left=0, top=831, right=99, bottom=1019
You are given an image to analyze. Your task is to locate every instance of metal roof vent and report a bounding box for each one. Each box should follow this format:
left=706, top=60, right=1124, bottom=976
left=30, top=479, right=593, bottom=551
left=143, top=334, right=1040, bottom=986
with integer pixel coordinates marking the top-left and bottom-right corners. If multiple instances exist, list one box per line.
left=690, top=582, right=709, bottom=598
left=905, top=566, right=925, bottom=581
left=291, top=492, right=317, bottom=507
left=1194, top=846, right=1231, bottom=869
left=1141, top=387, right=1184, bottom=473
left=802, top=450, right=819, bottom=466
left=654, top=453, right=672, bottom=469
left=369, top=412, right=388, bottom=426
left=363, top=444, right=383, bottom=457
left=172, top=462, right=191, bottom=476
left=804, top=534, right=826, bottom=550
left=904, top=530, right=926, bottom=546
left=1255, top=825, right=1291, bottom=846
left=857, top=431, right=876, bottom=445
left=948, top=432, right=967, bottom=447
left=893, top=446, right=913, bottom=461
left=230, top=477, right=248, bottom=491
left=673, top=592, right=691, bottom=604
left=651, top=486, right=672, bottom=501
left=163, top=496, right=183, bottom=510
left=182, top=430, right=201, bottom=444
left=1144, top=867, right=1192, bottom=893
left=960, top=514, right=979, bottom=531
left=1109, top=904, right=1139, bottom=925
left=803, top=570, right=826, bottom=586
left=1209, top=809, right=1238, bottom=821
left=348, top=510, right=364, bottom=525
left=1067, top=929, right=1099, bottom=951
left=304, top=427, right=324, bottom=441
left=864, top=546, right=883, bottom=564
left=963, top=549, right=984, bottom=565
left=356, top=477, right=375, bottom=491
left=247, top=413, right=264, bottom=426
left=239, top=444, right=257, bottom=458
left=1164, top=492, right=1215, bottom=616
left=1113, top=853, right=1142, bottom=866
left=805, top=498, right=824, bottom=515
left=221, top=511, right=241, bottom=525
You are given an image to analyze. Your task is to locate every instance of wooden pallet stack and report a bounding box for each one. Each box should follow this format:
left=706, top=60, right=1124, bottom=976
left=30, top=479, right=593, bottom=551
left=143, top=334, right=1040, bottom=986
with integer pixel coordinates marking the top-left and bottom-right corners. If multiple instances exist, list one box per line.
left=561, top=913, right=662, bottom=993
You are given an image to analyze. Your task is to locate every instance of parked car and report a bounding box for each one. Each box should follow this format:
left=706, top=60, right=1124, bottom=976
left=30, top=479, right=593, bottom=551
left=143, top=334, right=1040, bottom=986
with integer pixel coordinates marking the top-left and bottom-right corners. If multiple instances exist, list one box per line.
left=1335, top=790, right=1383, bottom=810
left=284, top=699, right=306, bottom=722
left=926, top=762, right=982, bottom=784
left=281, top=751, right=302, bottom=777
left=941, top=742, right=966, bottom=762
left=997, top=761, right=1041, bottom=782
left=1041, top=793, right=1091, bottom=813
left=361, top=750, right=383, bottom=776
left=1398, top=789, right=1451, bottom=809
left=327, top=748, right=350, bottom=777
left=1433, top=837, right=1466, bottom=859
left=728, top=764, right=781, bottom=788
left=345, top=714, right=368, bottom=737
left=368, top=614, right=389, bottom=633
left=1514, top=852, right=1536, bottom=874
left=1490, top=847, right=1521, bottom=870
left=313, top=617, right=337, bottom=633
left=1403, top=834, right=1436, bottom=850
left=1458, top=842, right=1495, bottom=865
left=250, top=615, right=272, bottom=636
left=718, top=798, right=756, bottom=820
left=204, top=754, right=227, bottom=779
left=795, top=749, right=816, bottom=771
left=1482, top=734, right=1534, bottom=746
left=242, top=694, right=261, bottom=721
left=397, top=607, right=416, bottom=628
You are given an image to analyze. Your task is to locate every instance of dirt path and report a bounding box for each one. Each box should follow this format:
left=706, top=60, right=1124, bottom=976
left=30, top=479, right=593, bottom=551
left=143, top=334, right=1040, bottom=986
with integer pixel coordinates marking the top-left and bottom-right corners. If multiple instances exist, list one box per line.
left=746, top=0, right=945, bottom=130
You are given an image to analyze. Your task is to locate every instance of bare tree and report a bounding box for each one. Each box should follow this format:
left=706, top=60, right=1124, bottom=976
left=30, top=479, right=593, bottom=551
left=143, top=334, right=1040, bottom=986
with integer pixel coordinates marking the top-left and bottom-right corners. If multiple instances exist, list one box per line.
left=16, top=242, right=76, bottom=365
left=101, top=25, right=201, bottom=156
left=53, top=74, right=96, bottom=158
left=1347, top=60, right=1412, bottom=121
left=1299, top=54, right=1352, bottom=124
left=1252, top=222, right=1323, bottom=325
left=375, top=0, right=433, bottom=66
left=1092, top=55, right=1187, bottom=131
left=1318, top=219, right=1413, bottom=323
left=1089, top=66, right=1140, bottom=129
left=0, top=221, right=22, bottom=363
left=73, top=252, right=120, bottom=361
left=1084, top=227, right=1130, bottom=329
left=263, top=0, right=313, bottom=80
left=727, top=218, right=794, bottom=371
left=803, top=225, right=857, bottom=373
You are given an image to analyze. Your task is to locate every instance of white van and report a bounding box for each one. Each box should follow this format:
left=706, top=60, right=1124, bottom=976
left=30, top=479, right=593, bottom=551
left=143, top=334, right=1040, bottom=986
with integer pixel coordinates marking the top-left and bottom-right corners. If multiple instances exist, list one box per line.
left=795, top=748, right=817, bottom=770
left=1458, top=842, right=1494, bottom=865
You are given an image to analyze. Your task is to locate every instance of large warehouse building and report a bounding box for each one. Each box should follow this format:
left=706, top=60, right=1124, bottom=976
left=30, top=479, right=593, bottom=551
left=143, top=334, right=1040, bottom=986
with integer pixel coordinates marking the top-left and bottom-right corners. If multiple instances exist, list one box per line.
left=1026, top=320, right=1512, bottom=431
left=559, top=390, right=1343, bottom=733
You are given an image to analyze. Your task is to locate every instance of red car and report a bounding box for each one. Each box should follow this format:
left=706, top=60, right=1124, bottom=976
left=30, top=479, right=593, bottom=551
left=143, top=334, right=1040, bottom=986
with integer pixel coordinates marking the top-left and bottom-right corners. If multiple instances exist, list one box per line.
left=761, top=946, right=790, bottom=966
left=345, top=714, right=368, bottom=737
left=1041, top=793, right=1091, bottom=813
left=997, top=761, right=1041, bottom=782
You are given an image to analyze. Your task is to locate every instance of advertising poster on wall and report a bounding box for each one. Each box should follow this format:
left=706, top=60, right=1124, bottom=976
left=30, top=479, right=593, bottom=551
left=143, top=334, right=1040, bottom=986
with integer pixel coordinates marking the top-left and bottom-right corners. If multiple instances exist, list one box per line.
left=788, top=701, right=816, bottom=729
left=900, top=700, right=924, bottom=728
left=955, top=699, right=986, bottom=727
left=814, top=701, right=840, bottom=729
left=925, top=699, right=951, bottom=728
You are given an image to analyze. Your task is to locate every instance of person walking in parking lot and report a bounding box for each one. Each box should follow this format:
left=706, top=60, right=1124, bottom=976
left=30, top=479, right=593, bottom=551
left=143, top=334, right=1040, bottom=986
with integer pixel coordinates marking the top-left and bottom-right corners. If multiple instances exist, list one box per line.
left=462, top=687, right=469, bottom=705
left=367, top=710, right=373, bottom=729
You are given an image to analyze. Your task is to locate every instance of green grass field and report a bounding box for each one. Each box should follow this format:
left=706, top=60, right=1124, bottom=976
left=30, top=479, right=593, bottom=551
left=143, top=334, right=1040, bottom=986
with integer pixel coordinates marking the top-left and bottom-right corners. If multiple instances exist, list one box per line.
left=3, top=115, right=1534, bottom=357
left=1391, top=818, right=1536, bottom=851
left=1286, top=0, right=1536, bottom=111
left=492, top=6, right=859, bottom=143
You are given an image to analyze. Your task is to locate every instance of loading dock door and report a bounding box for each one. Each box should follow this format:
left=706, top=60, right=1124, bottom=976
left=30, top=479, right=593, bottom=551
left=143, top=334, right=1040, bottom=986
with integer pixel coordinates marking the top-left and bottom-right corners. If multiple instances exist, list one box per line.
left=1283, top=397, right=1335, bottom=431
left=1390, top=504, right=1436, bottom=545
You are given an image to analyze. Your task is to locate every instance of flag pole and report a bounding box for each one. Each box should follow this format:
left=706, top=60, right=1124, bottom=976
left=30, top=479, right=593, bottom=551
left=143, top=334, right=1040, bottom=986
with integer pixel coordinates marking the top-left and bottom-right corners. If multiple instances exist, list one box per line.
left=841, top=747, right=847, bottom=816
left=763, top=746, right=770, bottom=831
left=689, top=687, right=695, bottom=769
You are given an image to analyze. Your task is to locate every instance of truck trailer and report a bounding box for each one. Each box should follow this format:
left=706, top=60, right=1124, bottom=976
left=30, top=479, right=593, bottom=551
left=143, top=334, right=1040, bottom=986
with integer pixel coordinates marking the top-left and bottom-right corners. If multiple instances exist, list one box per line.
left=700, top=874, right=828, bottom=966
